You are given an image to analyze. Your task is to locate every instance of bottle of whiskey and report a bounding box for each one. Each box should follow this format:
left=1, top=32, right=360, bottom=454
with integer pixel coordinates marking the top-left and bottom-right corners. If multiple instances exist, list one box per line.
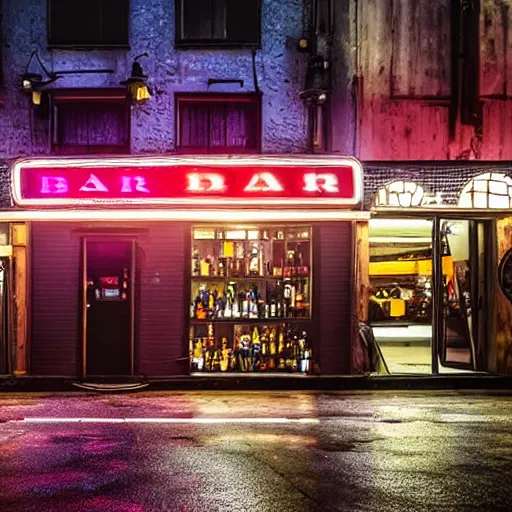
left=248, top=243, right=260, bottom=276
left=220, top=337, right=231, bottom=372
left=268, top=328, right=277, bottom=370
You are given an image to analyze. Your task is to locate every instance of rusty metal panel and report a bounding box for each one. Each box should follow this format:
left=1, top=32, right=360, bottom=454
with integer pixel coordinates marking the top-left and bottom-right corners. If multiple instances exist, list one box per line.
left=480, top=99, right=512, bottom=159
left=359, top=99, right=450, bottom=160
left=390, top=0, right=451, bottom=97
left=480, top=0, right=512, bottom=97
left=359, top=0, right=393, bottom=95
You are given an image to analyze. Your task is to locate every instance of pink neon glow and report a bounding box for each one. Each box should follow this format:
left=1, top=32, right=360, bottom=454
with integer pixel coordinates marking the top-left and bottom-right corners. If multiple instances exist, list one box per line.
left=12, top=155, right=363, bottom=208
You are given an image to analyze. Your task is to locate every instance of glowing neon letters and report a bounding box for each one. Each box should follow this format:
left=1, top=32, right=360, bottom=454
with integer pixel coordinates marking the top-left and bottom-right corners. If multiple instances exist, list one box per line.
left=38, top=172, right=340, bottom=195
left=15, top=160, right=360, bottom=207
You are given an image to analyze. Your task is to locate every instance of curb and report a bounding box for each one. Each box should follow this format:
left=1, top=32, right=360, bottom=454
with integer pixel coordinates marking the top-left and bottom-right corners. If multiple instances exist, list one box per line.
left=1, top=374, right=512, bottom=393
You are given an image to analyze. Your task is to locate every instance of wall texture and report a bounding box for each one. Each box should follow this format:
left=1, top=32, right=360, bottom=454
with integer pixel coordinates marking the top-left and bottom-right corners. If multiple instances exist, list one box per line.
left=0, top=0, right=309, bottom=158
left=356, top=0, right=512, bottom=161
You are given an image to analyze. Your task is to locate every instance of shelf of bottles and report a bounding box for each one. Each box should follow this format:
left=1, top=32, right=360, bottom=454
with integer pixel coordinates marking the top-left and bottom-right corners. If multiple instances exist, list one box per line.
left=189, top=225, right=313, bottom=373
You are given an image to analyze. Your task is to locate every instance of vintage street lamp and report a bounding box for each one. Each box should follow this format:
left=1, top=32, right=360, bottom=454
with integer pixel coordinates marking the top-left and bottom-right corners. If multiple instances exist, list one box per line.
left=21, top=50, right=61, bottom=105
left=21, top=49, right=114, bottom=106
left=121, top=53, right=151, bottom=103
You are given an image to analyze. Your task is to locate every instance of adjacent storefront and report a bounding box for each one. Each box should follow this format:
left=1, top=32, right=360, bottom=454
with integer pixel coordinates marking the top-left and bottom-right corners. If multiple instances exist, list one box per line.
left=5, top=155, right=368, bottom=378
left=364, top=162, right=512, bottom=375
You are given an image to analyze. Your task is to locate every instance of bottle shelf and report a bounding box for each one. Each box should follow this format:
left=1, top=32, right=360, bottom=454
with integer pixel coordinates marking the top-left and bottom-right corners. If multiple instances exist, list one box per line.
left=190, top=317, right=311, bottom=325
left=189, top=224, right=313, bottom=374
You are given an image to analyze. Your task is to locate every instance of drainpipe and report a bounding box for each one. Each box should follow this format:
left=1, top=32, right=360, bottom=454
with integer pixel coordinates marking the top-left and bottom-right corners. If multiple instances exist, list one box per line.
left=300, top=0, right=332, bottom=153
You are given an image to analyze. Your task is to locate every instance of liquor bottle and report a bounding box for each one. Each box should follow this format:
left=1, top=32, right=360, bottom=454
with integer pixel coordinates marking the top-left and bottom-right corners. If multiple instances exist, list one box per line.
left=299, top=331, right=311, bottom=373
left=232, top=291, right=242, bottom=318
left=220, top=338, right=231, bottom=372
left=277, top=331, right=286, bottom=370
left=269, top=290, right=277, bottom=318
left=233, top=242, right=245, bottom=277
left=260, top=329, right=268, bottom=371
left=249, top=285, right=259, bottom=319
left=194, top=292, right=207, bottom=319
left=251, top=326, right=261, bottom=371
left=268, top=328, right=277, bottom=370
left=193, top=337, right=204, bottom=371
left=212, top=348, right=221, bottom=372
left=192, top=247, right=201, bottom=276
left=240, top=334, right=252, bottom=372
left=218, top=258, right=226, bottom=277
left=248, top=243, right=260, bottom=276
left=232, top=335, right=241, bottom=372
left=215, top=295, right=224, bottom=318
left=208, top=290, right=216, bottom=318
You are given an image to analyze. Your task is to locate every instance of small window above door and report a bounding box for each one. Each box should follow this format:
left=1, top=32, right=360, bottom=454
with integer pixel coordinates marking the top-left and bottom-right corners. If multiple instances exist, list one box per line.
left=176, top=93, right=261, bottom=154
left=47, top=0, right=130, bottom=48
left=51, top=89, right=130, bottom=155
left=175, top=0, right=261, bottom=48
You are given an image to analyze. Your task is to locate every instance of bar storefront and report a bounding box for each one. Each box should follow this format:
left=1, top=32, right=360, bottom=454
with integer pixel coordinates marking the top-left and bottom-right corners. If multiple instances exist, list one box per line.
left=3, top=155, right=368, bottom=379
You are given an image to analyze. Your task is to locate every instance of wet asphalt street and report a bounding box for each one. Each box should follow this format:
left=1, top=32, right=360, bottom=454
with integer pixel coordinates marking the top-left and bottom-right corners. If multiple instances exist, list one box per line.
left=0, top=390, right=512, bottom=512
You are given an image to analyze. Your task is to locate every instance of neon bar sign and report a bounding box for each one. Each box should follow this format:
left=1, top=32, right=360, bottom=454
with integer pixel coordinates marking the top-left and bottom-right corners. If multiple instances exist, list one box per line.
left=12, top=156, right=362, bottom=208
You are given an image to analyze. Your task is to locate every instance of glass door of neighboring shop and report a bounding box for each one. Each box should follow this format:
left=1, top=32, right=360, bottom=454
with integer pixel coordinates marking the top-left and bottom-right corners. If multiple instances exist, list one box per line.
left=368, top=219, right=434, bottom=374
left=436, top=219, right=489, bottom=372
left=189, top=226, right=313, bottom=374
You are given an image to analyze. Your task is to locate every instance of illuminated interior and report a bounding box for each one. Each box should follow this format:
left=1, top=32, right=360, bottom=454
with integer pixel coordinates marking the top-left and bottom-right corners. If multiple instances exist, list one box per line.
left=369, top=218, right=476, bottom=374
left=189, top=225, right=312, bottom=373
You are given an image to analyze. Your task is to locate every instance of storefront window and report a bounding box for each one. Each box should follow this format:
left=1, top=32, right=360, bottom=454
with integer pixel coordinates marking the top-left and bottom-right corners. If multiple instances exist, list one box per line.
left=459, top=172, right=512, bottom=209
left=189, top=226, right=312, bottom=373
left=374, top=181, right=425, bottom=207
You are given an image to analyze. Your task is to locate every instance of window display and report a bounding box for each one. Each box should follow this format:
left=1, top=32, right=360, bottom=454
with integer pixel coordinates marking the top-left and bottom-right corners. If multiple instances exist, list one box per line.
left=189, top=225, right=313, bottom=373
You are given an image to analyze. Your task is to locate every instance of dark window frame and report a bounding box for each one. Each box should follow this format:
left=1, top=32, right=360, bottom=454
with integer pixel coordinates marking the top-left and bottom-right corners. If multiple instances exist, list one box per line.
left=47, top=0, right=130, bottom=49
left=175, top=92, right=262, bottom=154
left=175, top=0, right=261, bottom=49
left=50, top=88, right=131, bottom=155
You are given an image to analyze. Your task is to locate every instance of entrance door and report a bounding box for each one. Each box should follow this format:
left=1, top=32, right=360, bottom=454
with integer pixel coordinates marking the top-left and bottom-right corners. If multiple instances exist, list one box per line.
left=436, top=219, right=489, bottom=371
left=83, top=240, right=135, bottom=376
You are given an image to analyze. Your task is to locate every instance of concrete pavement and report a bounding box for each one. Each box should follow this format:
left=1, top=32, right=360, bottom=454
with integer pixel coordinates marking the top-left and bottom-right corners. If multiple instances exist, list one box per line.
left=1, top=390, right=512, bottom=511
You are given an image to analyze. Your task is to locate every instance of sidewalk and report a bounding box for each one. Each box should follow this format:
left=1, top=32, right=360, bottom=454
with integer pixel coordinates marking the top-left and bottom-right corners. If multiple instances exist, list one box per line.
left=1, top=373, right=512, bottom=392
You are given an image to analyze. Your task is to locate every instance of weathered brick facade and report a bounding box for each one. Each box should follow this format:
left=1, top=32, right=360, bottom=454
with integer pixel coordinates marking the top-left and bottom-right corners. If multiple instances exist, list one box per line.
left=0, top=0, right=309, bottom=158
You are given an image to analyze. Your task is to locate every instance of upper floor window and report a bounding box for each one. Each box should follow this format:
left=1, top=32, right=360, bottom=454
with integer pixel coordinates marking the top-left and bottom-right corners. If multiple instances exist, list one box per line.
left=176, top=93, right=261, bottom=153
left=175, top=0, right=261, bottom=48
left=51, top=89, right=130, bottom=155
left=47, top=0, right=129, bottom=48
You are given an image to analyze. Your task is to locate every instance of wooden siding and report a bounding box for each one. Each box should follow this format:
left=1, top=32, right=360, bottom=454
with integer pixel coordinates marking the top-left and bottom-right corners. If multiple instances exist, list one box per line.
left=313, top=222, right=353, bottom=374
left=137, top=223, right=188, bottom=376
left=480, top=0, right=512, bottom=97
left=30, top=223, right=188, bottom=377
left=391, top=0, right=451, bottom=97
left=31, top=223, right=80, bottom=375
left=358, top=0, right=512, bottom=160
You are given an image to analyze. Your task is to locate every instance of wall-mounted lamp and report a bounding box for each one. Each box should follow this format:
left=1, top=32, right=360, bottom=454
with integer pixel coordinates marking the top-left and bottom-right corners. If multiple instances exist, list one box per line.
left=121, top=53, right=151, bottom=103
left=21, top=49, right=115, bottom=106
left=21, top=50, right=61, bottom=105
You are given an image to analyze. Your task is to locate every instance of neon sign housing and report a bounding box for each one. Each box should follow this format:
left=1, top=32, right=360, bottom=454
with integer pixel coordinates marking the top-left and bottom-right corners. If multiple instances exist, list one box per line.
left=12, top=155, right=363, bottom=208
